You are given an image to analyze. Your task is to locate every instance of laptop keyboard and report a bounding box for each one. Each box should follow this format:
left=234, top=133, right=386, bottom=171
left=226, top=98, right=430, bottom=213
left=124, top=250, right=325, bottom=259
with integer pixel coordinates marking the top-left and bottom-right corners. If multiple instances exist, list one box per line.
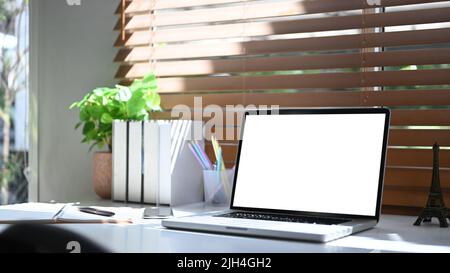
left=216, top=212, right=349, bottom=225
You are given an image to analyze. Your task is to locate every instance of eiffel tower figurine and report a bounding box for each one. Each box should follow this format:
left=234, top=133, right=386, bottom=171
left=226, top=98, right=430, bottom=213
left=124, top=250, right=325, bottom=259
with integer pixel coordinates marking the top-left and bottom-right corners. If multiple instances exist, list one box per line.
left=414, top=143, right=450, bottom=227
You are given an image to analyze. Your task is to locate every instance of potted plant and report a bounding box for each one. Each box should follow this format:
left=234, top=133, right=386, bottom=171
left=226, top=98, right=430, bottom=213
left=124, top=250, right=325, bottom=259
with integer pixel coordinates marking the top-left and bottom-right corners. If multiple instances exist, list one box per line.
left=70, top=73, right=161, bottom=199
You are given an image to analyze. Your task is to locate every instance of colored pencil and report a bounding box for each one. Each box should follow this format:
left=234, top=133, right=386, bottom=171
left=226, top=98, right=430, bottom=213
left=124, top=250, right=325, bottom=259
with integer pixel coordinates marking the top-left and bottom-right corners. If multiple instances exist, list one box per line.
left=188, top=142, right=207, bottom=169
left=193, top=140, right=213, bottom=170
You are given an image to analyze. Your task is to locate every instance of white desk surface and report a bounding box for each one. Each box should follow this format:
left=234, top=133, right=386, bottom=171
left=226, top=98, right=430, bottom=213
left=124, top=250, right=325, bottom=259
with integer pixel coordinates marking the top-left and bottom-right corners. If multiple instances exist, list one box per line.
left=1, top=201, right=449, bottom=253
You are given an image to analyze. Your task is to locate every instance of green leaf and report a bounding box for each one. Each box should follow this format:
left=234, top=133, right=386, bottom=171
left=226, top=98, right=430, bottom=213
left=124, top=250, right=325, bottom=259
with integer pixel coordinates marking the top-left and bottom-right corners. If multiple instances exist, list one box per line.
left=88, top=105, right=105, bottom=119
left=134, top=109, right=149, bottom=120
left=93, top=88, right=105, bottom=96
left=79, top=109, right=89, bottom=121
left=127, top=90, right=147, bottom=118
left=97, top=142, right=105, bottom=149
left=152, top=105, right=163, bottom=112
left=86, top=129, right=98, bottom=141
left=74, top=122, right=83, bottom=130
left=102, top=87, right=113, bottom=93
left=129, top=79, right=143, bottom=93
left=88, top=141, right=99, bottom=152
left=100, top=113, right=113, bottom=124
left=127, top=101, right=146, bottom=118
left=88, top=140, right=106, bottom=152
left=143, top=73, right=156, bottom=83
left=99, top=122, right=112, bottom=131
left=142, top=74, right=157, bottom=89
left=77, top=95, right=89, bottom=107
left=98, top=124, right=113, bottom=135
left=82, top=122, right=95, bottom=135
left=145, top=92, right=161, bottom=111
left=69, top=102, right=79, bottom=109
left=116, top=87, right=132, bottom=102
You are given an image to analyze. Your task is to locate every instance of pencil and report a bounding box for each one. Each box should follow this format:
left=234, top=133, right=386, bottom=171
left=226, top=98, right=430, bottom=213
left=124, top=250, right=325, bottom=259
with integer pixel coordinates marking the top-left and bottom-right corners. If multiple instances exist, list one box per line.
left=188, top=142, right=207, bottom=169
left=193, top=140, right=213, bottom=170
left=190, top=141, right=210, bottom=170
left=211, top=135, right=220, bottom=162
left=217, top=147, right=231, bottom=197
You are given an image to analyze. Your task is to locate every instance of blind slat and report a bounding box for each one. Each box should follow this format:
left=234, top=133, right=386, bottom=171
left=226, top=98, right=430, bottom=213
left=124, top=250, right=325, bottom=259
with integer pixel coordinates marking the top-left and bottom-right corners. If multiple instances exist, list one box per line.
left=115, top=28, right=450, bottom=62
left=389, top=129, right=450, bottom=146
left=385, top=168, right=450, bottom=188
left=159, top=90, right=450, bottom=108
left=387, top=149, right=450, bottom=168
left=116, top=48, right=450, bottom=78
left=115, top=0, right=243, bottom=14
left=383, top=188, right=450, bottom=207
left=155, top=69, right=450, bottom=93
left=391, top=109, right=450, bottom=126
left=114, top=0, right=450, bottom=29
left=116, top=14, right=151, bottom=31
left=115, top=7, right=450, bottom=45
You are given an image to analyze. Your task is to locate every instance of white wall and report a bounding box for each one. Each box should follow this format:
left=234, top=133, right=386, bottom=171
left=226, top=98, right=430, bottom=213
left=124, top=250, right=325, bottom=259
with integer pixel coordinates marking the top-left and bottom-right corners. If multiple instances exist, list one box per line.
left=31, top=0, right=119, bottom=202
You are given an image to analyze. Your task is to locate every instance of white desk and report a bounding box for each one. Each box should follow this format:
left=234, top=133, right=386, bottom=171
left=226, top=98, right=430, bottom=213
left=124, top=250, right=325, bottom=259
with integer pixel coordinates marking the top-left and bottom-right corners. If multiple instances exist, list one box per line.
left=1, top=202, right=449, bottom=253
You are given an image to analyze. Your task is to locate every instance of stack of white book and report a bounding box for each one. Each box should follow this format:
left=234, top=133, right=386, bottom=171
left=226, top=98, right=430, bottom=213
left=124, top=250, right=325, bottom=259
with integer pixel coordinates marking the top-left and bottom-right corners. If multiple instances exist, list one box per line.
left=112, top=120, right=204, bottom=206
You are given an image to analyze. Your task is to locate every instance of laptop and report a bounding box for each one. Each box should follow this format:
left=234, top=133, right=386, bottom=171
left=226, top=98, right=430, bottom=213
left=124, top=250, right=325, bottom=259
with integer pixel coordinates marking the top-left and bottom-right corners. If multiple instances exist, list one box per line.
left=162, top=108, right=390, bottom=242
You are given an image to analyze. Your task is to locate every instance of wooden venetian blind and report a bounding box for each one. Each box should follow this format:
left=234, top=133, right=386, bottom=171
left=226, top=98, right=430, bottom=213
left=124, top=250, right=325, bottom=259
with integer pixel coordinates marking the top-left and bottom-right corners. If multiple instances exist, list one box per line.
left=114, top=0, right=450, bottom=215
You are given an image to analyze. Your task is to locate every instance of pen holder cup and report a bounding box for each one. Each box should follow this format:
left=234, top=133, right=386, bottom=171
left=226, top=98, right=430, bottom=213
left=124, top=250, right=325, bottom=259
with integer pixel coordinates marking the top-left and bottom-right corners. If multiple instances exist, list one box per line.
left=203, top=169, right=235, bottom=206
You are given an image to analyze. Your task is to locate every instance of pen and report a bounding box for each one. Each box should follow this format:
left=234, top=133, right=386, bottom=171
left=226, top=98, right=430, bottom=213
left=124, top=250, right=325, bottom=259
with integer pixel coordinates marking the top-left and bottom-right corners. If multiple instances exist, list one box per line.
left=217, top=145, right=231, bottom=196
left=78, top=207, right=115, bottom=217
left=216, top=147, right=222, bottom=173
left=188, top=142, right=207, bottom=169
left=211, top=135, right=220, bottom=162
left=190, top=141, right=210, bottom=170
left=193, top=140, right=213, bottom=170
left=217, top=147, right=229, bottom=195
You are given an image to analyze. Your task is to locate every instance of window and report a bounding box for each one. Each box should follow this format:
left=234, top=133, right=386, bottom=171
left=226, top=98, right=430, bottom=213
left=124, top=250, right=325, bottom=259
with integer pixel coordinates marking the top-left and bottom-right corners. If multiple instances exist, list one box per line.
left=114, top=0, right=450, bottom=214
left=0, top=0, right=29, bottom=204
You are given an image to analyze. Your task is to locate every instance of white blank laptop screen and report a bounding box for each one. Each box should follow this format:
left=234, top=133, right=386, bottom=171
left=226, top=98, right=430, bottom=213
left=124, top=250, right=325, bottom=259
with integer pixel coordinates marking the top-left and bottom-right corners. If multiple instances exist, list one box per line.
left=232, top=113, right=387, bottom=217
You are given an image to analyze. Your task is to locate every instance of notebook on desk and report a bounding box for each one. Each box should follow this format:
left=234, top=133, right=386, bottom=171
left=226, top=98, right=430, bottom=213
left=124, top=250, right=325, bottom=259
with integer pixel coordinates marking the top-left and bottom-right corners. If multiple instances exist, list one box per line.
left=0, top=203, right=139, bottom=224
left=162, top=108, right=391, bottom=242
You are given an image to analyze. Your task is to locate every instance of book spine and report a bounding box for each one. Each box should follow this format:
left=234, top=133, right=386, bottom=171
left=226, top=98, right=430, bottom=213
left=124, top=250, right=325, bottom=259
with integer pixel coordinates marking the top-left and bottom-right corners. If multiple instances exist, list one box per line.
left=143, top=121, right=159, bottom=204
left=170, top=120, right=182, bottom=168
left=112, top=120, right=127, bottom=201
left=159, top=122, right=172, bottom=205
left=127, top=121, right=143, bottom=203
left=171, top=120, right=187, bottom=173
